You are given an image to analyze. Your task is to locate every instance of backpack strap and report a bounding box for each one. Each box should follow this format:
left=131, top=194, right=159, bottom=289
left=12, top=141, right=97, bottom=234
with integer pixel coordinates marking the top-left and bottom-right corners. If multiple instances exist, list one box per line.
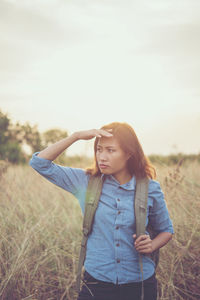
left=134, top=177, right=149, bottom=300
left=76, top=175, right=103, bottom=292
left=135, top=177, right=149, bottom=236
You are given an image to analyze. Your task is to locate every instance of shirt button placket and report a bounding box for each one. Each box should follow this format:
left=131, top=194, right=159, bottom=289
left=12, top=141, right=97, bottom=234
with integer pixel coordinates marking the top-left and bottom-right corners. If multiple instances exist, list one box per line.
left=115, top=196, right=121, bottom=280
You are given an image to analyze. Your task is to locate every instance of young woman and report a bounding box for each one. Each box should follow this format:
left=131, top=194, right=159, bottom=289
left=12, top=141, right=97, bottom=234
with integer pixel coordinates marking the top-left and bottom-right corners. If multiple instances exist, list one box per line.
left=29, top=122, right=174, bottom=300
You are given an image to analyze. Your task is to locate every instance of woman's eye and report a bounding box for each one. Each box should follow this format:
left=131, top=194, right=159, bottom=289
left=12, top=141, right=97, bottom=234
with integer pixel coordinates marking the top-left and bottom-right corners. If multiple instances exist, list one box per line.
left=108, top=149, right=114, bottom=153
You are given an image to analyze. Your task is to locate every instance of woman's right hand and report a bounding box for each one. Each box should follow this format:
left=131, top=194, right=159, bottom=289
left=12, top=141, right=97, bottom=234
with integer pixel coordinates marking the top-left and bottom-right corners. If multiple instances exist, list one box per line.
left=75, top=129, right=113, bottom=141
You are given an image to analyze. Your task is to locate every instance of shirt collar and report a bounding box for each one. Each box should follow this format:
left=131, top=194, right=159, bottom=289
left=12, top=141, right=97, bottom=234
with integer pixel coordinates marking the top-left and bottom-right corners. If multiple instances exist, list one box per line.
left=101, top=173, right=136, bottom=191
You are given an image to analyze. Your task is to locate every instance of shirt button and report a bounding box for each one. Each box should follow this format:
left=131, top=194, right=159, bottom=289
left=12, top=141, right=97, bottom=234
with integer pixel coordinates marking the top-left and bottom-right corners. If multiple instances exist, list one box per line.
left=116, top=243, right=120, bottom=247
left=117, top=198, right=120, bottom=202
left=117, top=259, right=120, bottom=263
left=118, top=211, right=121, bottom=215
left=116, top=226, right=119, bottom=230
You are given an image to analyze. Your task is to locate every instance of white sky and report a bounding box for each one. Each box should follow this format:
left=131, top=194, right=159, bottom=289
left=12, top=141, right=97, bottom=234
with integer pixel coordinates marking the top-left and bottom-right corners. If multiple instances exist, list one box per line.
left=0, top=0, right=200, bottom=156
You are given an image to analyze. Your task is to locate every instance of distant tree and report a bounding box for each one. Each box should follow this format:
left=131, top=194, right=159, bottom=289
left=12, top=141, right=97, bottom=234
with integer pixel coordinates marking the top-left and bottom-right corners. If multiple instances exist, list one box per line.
left=9, top=122, right=42, bottom=153
left=1, top=141, right=25, bottom=163
left=42, top=128, right=68, bottom=164
left=21, top=123, right=42, bottom=153
left=0, top=109, right=44, bottom=162
left=0, top=110, right=10, bottom=145
left=42, top=128, right=68, bottom=147
left=0, top=111, right=25, bottom=163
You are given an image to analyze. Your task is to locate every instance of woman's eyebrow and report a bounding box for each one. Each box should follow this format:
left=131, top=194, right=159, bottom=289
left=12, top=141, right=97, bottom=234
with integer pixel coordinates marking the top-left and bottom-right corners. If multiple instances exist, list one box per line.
left=97, top=145, right=116, bottom=149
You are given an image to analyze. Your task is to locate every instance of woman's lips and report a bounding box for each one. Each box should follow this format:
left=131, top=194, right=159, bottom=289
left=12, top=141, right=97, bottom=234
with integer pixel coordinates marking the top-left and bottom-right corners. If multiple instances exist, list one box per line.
left=99, top=164, right=109, bottom=169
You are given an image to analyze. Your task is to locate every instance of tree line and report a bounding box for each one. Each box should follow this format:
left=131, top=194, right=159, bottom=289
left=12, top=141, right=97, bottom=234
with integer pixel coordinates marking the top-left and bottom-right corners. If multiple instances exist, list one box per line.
left=0, top=109, right=199, bottom=165
left=0, top=110, right=67, bottom=164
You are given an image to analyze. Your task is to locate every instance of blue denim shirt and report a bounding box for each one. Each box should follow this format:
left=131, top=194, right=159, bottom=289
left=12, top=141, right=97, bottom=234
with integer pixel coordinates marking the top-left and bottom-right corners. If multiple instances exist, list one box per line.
left=29, top=152, right=174, bottom=283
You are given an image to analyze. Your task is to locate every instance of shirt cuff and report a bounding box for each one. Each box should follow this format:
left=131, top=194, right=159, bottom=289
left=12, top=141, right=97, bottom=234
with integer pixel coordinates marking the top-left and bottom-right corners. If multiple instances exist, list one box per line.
left=29, top=152, right=52, bottom=169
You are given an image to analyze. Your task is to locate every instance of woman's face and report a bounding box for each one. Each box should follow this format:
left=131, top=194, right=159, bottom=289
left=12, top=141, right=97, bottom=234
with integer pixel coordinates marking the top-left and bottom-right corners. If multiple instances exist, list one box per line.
left=96, top=136, right=130, bottom=179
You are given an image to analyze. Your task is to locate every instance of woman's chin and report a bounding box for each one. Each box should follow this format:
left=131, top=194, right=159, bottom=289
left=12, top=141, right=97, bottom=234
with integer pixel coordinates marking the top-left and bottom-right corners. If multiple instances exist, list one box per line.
left=99, top=168, right=112, bottom=175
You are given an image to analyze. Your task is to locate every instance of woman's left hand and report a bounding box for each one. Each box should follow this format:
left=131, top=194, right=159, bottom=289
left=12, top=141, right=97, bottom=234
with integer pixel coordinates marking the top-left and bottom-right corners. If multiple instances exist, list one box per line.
left=133, top=234, right=154, bottom=254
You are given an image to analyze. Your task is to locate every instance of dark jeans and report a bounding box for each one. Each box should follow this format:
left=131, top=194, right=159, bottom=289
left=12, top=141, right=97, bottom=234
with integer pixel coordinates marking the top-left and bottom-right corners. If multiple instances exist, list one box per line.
left=77, top=271, right=157, bottom=300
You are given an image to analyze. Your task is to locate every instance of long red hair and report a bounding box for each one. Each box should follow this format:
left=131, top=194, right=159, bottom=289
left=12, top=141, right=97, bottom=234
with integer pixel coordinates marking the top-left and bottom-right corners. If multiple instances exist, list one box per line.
left=86, top=122, right=156, bottom=179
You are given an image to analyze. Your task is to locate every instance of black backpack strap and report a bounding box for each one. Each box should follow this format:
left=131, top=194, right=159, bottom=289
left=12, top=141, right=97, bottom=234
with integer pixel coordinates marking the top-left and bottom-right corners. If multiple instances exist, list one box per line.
left=76, top=175, right=103, bottom=292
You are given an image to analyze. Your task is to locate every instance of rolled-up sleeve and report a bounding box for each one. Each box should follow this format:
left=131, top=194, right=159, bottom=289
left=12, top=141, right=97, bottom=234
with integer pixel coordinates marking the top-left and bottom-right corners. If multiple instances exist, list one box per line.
left=148, top=180, right=174, bottom=234
left=29, top=152, right=89, bottom=197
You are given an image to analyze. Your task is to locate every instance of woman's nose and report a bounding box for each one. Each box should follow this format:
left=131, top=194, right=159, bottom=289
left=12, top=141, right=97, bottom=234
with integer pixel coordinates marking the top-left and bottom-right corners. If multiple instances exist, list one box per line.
left=99, top=152, right=107, bottom=161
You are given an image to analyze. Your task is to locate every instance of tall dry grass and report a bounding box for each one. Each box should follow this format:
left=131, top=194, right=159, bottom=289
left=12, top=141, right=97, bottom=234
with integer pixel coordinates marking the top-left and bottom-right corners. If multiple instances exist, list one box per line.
left=0, top=160, right=199, bottom=300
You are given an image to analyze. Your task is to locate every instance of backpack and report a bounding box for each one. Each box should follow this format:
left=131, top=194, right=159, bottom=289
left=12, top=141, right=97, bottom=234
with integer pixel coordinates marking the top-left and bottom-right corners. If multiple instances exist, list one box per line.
left=76, top=175, right=159, bottom=300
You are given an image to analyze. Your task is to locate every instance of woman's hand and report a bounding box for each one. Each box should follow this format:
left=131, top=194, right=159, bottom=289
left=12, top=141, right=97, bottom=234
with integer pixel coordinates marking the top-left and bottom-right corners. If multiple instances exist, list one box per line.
left=75, top=129, right=113, bottom=141
left=133, top=234, right=154, bottom=254
left=133, top=232, right=172, bottom=254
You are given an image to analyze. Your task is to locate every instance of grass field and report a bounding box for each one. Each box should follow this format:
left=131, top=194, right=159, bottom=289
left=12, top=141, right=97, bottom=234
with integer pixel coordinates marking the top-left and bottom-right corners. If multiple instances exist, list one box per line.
left=0, top=159, right=199, bottom=300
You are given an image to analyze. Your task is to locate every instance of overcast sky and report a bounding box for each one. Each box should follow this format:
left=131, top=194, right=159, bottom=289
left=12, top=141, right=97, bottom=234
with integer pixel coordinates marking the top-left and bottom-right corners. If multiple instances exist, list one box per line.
left=0, top=0, right=200, bottom=156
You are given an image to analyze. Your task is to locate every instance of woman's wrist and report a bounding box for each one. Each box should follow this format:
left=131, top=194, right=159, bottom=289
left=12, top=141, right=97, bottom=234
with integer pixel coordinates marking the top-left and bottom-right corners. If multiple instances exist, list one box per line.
left=151, top=240, right=157, bottom=252
left=151, top=232, right=172, bottom=252
left=72, top=131, right=81, bottom=141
